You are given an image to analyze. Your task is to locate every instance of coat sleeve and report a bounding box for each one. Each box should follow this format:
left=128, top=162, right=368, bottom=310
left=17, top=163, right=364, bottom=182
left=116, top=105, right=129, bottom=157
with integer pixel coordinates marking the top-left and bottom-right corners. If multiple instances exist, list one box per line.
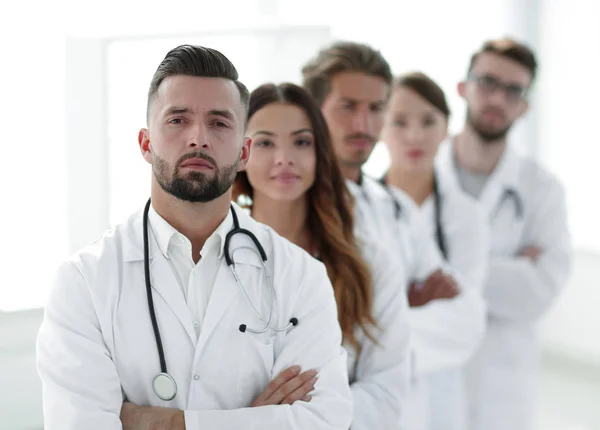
left=485, top=179, right=572, bottom=322
left=183, top=259, right=353, bottom=430
left=409, top=202, right=489, bottom=374
left=409, top=208, right=446, bottom=281
left=349, top=240, right=411, bottom=430
left=36, top=261, right=124, bottom=430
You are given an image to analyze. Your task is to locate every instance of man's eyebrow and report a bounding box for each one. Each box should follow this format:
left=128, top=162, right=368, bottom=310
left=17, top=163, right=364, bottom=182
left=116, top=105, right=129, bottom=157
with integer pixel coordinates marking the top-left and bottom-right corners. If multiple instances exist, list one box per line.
left=163, top=106, right=189, bottom=116
left=209, top=109, right=235, bottom=121
left=162, top=107, right=237, bottom=121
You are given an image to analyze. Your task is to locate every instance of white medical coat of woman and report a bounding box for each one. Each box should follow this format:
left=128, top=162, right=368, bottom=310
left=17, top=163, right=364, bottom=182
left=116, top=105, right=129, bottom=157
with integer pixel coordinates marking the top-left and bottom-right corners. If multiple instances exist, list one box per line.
left=347, top=234, right=412, bottom=430
left=347, top=175, right=486, bottom=430
left=401, top=171, right=490, bottom=430
left=436, top=142, right=572, bottom=430
left=36, top=203, right=353, bottom=430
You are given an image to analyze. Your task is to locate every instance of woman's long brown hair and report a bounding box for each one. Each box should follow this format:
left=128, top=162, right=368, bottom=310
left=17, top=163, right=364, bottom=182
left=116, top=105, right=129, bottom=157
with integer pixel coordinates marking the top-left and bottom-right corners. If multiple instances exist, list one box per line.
left=233, top=83, right=377, bottom=351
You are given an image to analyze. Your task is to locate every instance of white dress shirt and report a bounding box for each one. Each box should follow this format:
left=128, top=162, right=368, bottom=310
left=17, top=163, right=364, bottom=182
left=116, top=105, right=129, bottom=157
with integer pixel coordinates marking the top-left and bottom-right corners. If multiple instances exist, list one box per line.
left=148, top=205, right=232, bottom=337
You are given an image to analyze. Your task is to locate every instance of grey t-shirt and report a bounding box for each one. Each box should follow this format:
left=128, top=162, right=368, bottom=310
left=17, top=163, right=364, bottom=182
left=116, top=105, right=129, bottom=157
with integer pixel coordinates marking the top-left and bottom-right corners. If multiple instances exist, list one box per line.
left=454, top=160, right=489, bottom=199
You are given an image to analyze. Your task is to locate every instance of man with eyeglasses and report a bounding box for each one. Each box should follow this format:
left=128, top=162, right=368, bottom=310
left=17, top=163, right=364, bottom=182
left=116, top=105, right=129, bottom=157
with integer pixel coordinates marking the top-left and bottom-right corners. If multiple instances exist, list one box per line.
left=435, top=38, right=572, bottom=430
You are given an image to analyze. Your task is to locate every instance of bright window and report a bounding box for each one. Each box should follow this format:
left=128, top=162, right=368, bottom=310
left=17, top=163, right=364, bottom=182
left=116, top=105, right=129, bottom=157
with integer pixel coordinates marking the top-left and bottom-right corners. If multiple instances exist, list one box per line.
left=538, top=1, right=600, bottom=253
left=0, top=30, right=67, bottom=311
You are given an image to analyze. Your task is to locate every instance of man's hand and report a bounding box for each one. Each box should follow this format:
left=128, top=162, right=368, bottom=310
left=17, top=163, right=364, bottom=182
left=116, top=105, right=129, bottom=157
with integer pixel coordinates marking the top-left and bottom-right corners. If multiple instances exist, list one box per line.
left=121, top=402, right=185, bottom=430
left=519, top=245, right=543, bottom=262
left=251, top=365, right=318, bottom=407
left=408, top=269, right=460, bottom=307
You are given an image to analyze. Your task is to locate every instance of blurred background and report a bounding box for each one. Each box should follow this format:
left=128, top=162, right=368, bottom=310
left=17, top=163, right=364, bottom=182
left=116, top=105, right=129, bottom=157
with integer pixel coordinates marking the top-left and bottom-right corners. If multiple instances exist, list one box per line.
left=0, top=0, right=598, bottom=428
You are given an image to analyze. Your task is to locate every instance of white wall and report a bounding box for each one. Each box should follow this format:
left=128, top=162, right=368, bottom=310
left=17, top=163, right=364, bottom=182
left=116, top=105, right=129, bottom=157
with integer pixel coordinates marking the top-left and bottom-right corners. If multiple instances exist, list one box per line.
left=535, top=0, right=600, bottom=365
left=66, top=38, right=110, bottom=252
left=541, top=251, right=600, bottom=365
left=0, top=309, right=44, bottom=429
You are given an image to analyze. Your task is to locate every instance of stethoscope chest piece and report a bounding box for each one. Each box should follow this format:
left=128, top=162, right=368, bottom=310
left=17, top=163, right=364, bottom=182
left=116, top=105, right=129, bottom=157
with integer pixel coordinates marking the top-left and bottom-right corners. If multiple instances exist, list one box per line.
left=152, top=372, right=177, bottom=401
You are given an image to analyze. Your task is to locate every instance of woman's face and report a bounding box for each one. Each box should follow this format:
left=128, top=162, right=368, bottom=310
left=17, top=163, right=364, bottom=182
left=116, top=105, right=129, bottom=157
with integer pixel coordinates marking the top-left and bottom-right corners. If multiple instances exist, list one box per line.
left=245, top=102, right=317, bottom=203
left=381, top=86, right=448, bottom=173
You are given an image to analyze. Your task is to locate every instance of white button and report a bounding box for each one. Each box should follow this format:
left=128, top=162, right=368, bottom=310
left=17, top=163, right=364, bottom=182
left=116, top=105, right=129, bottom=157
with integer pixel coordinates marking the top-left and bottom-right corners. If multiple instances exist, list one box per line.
left=193, top=375, right=200, bottom=381
left=193, top=320, right=201, bottom=328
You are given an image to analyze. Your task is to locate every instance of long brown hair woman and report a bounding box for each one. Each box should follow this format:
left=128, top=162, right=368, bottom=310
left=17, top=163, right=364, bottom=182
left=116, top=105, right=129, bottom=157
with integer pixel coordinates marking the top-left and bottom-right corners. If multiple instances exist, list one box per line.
left=234, top=82, right=410, bottom=429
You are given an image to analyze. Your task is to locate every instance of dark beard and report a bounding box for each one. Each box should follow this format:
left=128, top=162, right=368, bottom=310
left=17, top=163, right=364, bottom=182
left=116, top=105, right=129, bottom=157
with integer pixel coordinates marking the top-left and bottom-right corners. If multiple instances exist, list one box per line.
left=153, top=152, right=239, bottom=203
left=466, top=108, right=511, bottom=143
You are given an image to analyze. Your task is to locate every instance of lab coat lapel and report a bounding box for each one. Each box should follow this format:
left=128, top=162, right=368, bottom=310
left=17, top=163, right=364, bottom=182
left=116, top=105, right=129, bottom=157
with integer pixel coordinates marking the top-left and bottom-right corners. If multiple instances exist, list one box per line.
left=148, top=245, right=197, bottom=345
left=477, top=147, right=521, bottom=218
left=435, top=140, right=463, bottom=193
left=122, top=208, right=197, bottom=344
left=196, top=261, right=240, bottom=351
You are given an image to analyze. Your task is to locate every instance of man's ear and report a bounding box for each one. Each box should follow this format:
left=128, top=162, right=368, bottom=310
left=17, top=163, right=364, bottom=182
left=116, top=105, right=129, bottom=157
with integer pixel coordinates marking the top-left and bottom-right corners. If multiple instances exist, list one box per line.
left=457, top=81, right=466, bottom=99
left=237, top=136, right=252, bottom=171
left=517, top=100, right=530, bottom=119
left=138, top=129, right=152, bottom=164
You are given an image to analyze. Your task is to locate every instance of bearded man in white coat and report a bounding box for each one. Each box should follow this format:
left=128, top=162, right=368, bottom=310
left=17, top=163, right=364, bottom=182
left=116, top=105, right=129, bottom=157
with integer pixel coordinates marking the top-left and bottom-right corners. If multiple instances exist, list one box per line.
left=436, top=38, right=573, bottom=430
left=36, top=44, right=353, bottom=430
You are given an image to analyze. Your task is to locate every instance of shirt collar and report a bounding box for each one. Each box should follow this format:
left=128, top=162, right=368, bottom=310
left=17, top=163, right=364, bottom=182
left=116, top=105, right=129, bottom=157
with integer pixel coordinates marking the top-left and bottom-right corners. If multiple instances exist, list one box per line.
left=148, top=205, right=233, bottom=260
left=213, top=208, right=234, bottom=260
left=148, top=205, right=180, bottom=259
left=443, top=136, right=521, bottom=189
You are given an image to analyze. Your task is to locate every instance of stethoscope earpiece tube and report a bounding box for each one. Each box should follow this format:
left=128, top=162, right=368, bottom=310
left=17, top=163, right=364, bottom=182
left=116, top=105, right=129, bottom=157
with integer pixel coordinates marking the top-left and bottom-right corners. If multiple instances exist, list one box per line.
left=380, top=173, right=448, bottom=261
left=143, top=199, right=168, bottom=375
left=432, top=174, right=449, bottom=261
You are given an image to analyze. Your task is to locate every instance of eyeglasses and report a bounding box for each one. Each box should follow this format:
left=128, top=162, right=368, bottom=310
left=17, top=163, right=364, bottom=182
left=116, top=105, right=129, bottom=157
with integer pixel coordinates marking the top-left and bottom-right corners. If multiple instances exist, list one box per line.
left=468, top=73, right=529, bottom=102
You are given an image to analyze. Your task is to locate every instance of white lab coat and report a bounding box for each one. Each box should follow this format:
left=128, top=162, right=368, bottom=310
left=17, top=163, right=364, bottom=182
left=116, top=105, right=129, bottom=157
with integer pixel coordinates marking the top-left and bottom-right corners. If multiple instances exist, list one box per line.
left=383, top=181, right=488, bottom=430
left=347, top=234, right=412, bottom=430
left=411, top=170, right=489, bottom=430
left=436, top=142, right=573, bottom=430
left=346, top=176, right=443, bottom=282
left=36, top=203, right=353, bottom=430
left=347, top=176, right=484, bottom=430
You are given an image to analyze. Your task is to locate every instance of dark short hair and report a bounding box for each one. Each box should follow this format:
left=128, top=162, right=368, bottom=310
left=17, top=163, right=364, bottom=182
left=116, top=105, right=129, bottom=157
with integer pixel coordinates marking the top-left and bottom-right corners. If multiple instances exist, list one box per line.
left=394, top=72, right=450, bottom=117
left=146, top=44, right=250, bottom=121
left=302, top=41, right=393, bottom=106
left=468, top=38, right=538, bottom=80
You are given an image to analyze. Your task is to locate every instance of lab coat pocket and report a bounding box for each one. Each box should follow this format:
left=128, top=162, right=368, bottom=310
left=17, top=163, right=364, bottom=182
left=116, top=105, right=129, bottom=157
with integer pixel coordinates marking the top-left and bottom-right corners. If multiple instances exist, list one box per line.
left=235, top=331, right=275, bottom=407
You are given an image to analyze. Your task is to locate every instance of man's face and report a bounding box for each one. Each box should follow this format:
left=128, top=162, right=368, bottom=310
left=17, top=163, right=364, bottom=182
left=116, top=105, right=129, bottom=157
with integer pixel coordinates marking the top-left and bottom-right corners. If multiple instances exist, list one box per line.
left=320, top=71, right=389, bottom=171
left=459, top=52, right=532, bottom=142
left=138, top=75, right=250, bottom=202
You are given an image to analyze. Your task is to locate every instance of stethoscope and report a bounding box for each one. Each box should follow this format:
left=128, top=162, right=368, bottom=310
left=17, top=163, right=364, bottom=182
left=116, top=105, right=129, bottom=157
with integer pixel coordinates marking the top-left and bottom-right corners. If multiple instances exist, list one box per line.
left=379, top=173, right=449, bottom=260
left=142, top=198, right=298, bottom=401
left=380, top=173, right=524, bottom=261
left=493, top=187, right=524, bottom=220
